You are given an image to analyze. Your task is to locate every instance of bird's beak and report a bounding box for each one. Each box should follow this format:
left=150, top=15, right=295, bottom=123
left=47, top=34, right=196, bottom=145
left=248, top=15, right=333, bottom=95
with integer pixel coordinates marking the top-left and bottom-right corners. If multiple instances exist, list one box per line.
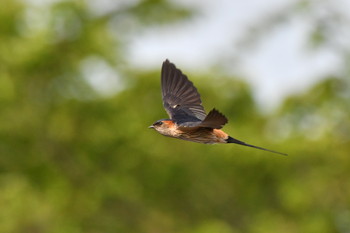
left=148, top=125, right=154, bottom=129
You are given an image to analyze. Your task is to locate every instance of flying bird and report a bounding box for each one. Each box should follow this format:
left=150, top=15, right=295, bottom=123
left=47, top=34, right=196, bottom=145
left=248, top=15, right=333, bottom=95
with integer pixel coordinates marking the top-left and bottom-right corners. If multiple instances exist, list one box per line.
left=149, top=59, right=287, bottom=156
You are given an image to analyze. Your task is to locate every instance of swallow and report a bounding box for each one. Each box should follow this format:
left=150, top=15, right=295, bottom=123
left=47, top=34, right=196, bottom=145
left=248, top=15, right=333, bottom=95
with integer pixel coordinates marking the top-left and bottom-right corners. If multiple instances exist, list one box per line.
left=149, top=59, right=287, bottom=156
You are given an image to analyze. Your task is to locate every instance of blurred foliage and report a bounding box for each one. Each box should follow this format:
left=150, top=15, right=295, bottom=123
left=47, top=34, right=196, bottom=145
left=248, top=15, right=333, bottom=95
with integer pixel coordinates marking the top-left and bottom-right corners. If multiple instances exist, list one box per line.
left=0, top=0, right=349, bottom=233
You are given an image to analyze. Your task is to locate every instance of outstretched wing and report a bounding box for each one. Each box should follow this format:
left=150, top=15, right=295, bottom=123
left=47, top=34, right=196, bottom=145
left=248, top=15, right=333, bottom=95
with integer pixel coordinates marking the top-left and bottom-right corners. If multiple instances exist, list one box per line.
left=161, top=59, right=207, bottom=124
left=179, top=109, right=228, bottom=129
left=197, top=108, right=228, bottom=129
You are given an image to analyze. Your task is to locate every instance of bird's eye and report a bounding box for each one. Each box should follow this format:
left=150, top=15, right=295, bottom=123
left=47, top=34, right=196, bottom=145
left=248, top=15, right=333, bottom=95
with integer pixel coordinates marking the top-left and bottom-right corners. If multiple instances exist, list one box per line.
left=154, top=121, right=163, bottom=126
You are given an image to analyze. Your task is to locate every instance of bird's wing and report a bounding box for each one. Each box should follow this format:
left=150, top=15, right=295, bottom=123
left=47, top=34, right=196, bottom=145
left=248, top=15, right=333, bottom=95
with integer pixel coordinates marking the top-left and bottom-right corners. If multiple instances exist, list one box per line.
left=161, top=59, right=207, bottom=123
left=196, top=108, right=228, bottom=129
left=178, top=108, right=228, bottom=129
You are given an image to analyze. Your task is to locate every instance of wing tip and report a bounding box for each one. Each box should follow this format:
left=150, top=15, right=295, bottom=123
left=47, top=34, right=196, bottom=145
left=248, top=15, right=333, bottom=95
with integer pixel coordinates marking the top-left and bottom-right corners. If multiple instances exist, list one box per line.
left=197, top=108, right=228, bottom=129
left=162, top=59, right=176, bottom=76
left=208, top=108, right=229, bottom=125
left=163, top=59, right=171, bottom=66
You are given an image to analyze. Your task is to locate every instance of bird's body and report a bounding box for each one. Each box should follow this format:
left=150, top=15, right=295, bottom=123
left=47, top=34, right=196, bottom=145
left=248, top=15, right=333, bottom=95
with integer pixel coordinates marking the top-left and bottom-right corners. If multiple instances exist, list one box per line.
left=152, top=119, right=229, bottom=144
left=149, top=59, right=286, bottom=155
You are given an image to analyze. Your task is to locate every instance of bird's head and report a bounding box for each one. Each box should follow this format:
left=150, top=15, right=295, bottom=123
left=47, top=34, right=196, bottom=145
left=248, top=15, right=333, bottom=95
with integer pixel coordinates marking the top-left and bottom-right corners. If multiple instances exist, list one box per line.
left=149, top=119, right=176, bottom=136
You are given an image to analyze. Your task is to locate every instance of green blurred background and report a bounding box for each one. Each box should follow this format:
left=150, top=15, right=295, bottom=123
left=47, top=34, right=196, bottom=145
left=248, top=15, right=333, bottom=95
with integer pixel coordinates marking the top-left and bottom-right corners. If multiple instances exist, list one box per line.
left=1, top=0, right=349, bottom=232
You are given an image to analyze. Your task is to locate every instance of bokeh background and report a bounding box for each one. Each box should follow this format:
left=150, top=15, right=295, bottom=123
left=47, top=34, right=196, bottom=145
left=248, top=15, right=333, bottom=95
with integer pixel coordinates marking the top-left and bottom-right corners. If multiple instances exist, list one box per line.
left=1, top=0, right=350, bottom=232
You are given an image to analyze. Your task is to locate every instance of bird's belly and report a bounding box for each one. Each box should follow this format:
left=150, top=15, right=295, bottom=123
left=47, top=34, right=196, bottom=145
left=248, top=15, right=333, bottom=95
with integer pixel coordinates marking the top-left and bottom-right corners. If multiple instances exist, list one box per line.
left=178, top=128, right=228, bottom=144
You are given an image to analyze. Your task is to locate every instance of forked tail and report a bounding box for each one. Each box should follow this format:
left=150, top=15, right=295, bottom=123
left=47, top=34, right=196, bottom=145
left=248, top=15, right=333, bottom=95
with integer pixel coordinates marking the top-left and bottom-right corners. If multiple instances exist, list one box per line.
left=226, top=136, right=287, bottom=156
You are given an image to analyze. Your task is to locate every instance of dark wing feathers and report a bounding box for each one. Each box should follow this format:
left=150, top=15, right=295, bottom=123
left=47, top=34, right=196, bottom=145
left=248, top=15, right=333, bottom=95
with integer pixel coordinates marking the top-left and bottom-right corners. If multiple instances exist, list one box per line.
left=161, top=60, right=206, bottom=122
left=197, top=108, right=228, bottom=129
left=178, top=109, right=228, bottom=129
left=161, top=60, right=228, bottom=129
